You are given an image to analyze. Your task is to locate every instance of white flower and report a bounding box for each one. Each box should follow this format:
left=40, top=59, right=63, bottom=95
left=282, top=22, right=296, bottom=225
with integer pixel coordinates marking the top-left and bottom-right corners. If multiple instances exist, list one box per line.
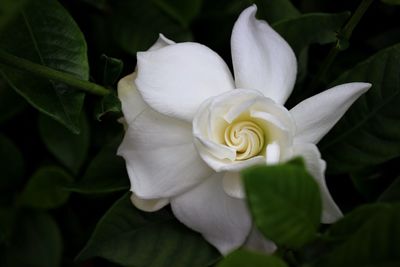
left=117, top=5, right=370, bottom=255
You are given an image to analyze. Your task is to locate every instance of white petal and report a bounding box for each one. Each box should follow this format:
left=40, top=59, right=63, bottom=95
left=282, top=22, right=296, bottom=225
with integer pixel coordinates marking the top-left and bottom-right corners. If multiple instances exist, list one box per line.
left=231, top=5, right=297, bottom=104
left=171, top=173, right=252, bottom=254
left=136, top=42, right=235, bottom=121
left=118, top=73, right=147, bottom=124
left=291, top=82, right=371, bottom=144
left=118, top=108, right=212, bottom=199
left=265, top=142, right=280, bottom=164
left=130, top=192, right=169, bottom=212
left=292, top=143, right=343, bottom=223
left=148, top=34, right=175, bottom=51
left=244, top=226, right=277, bottom=254
left=223, top=172, right=245, bottom=199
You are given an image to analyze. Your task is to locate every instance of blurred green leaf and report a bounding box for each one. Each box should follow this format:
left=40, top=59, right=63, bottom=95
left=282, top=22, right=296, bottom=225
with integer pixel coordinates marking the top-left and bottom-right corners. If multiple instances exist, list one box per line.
left=242, top=158, right=321, bottom=248
left=19, top=166, right=73, bottom=209
left=253, top=0, right=300, bottom=24
left=65, top=134, right=129, bottom=194
left=100, top=54, right=124, bottom=86
left=39, top=113, right=89, bottom=174
left=274, top=12, right=350, bottom=55
left=315, top=203, right=400, bottom=267
left=110, top=0, right=192, bottom=55
left=320, top=44, right=400, bottom=174
left=0, top=79, right=27, bottom=124
left=0, top=133, right=24, bottom=192
left=0, top=0, right=27, bottom=31
left=0, top=0, right=88, bottom=133
left=154, top=0, right=203, bottom=27
left=217, top=249, right=288, bottom=267
left=378, top=176, right=400, bottom=203
left=381, top=0, right=400, bottom=5
left=77, top=193, right=220, bottom=266
left=0, top=211, right=62, bottom=267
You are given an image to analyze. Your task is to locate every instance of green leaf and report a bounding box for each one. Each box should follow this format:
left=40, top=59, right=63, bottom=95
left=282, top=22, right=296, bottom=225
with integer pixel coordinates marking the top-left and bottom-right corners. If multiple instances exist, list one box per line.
left=110, top=0, right=192, bottom=55
left=0, top=0, right=27, bottom=31
left=242, top=158, right=321, bottom=248
left=100, top=54, right=124, bottom=86
left=0, top=211, right=62, bottom=267
left=77, top=193, right=220, bottom=267
left=0, top=0, right=89, bottom=133
left=18, top=166, right=74, bottom=209
left=39, top=113, right=89, bottom=174
left=154, top=0, right=203, bottom=27
left=252, top=0, right=300, bottom=24
left=94, top=92, right=122, bottom=121
left=381, top=0, right=400, bottom=5
left=315, top=203, right=400, bottom=267
left=217, top=249, right=288, bottom=267
left=273, top=12, right=350, bottom=55
left=65, top=134, right=129, bottom=194
left=0, top=79, right=27, bottom=124
left=320, top=44, right=400, bottom=174
left=0, top=133, right=24, bottom=192
left=378, top=176, right=400, bottom=203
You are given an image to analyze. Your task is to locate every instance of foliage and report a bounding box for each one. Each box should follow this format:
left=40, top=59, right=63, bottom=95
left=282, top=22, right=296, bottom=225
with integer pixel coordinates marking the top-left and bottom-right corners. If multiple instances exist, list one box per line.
left=0, top=0, right=399, bottom=266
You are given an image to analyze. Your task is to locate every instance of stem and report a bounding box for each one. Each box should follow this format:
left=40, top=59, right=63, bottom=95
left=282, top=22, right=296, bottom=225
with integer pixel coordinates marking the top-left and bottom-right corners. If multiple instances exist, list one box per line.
left=0, top=49, right=109, bottom=96
left=308, top=0, right=374, bottom=92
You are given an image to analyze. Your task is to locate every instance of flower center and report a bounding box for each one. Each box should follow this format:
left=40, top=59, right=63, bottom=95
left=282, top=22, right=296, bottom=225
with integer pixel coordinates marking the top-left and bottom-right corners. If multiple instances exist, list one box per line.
left=224, top=121, right=264, bottom=160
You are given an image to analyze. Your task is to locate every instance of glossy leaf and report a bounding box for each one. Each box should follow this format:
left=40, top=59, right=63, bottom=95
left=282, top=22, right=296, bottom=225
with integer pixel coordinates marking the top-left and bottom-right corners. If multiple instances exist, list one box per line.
left=320, top=44, right=400, bottom=174
left=0, top=133, right=24, bottom=191
left=39, top=113, right=89, bottom=174
left=274, top=12, right=350, bottom=55
left=217, top=250, right=288, bottom=267
left=242, top=158, right=321, bottom=248
left=0, top=0, right=88, bottom=133
left=77, top=194, right=220, bottom=267
left=0, top=211, right=62, bottom=267
left=316, top=203, right=400, bottom=267
left=65, top=134, right=129, bottom=194
left=19, top=166, right=74, bottom=209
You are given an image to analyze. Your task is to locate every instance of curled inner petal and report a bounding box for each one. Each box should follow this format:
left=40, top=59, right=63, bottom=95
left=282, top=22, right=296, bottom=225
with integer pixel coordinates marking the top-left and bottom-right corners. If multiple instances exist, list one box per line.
left=224, top=121, right=264, bottom=160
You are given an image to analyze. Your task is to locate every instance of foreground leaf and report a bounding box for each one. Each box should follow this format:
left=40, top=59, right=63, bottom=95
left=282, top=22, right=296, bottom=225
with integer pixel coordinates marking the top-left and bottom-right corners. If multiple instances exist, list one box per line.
left=242, top=158, right=321, bottom=248
left=0, top=0, right=88, bottom=133
left=217, top=250, right=288, bottom=267
left=77, top=193, right=220, bottom=267
left=0, top=211, right=62, bottom=267
left=19, top=166, right=74, bottom=209
left=315, top=203, right=400, bottom=267
left=320, top=44, right=400, bottom=174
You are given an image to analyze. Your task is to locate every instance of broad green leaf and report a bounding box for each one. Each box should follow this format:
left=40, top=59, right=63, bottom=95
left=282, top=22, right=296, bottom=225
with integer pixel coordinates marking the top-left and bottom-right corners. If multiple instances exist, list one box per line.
left=217, top=250, right=288, bottom=267
left=0, top=211, right=62, bottom=267
left=65, top=135, right=129, bottom=194
left=39, top=113, right=89, bottom=174
left=100, top=54, right=124, bottom=86
left=0, top=133, right=24, bottom=192
left=252, top=0, right=300, bottom=24
left=315, top=204, right=400, bottom=267
left=0, top=0, right=27, bottom=31
left=94, top=92, right=122, bottom=121
left=242, top=158, right=321, bottom=248
left=19, top=166, right=73, bottom=209
left=378, top=176, right=400, bottom=203
left=320, top=44, right=400, bottom=174
left=77, top=193, right=220, bottom=267
left=273, top=12, right=350, bottom=55
left=154, top=0, right=203, bottom=27
left=0, top=79, right=27, bottom=124
left=0, top=0, right=88, bottom=133
left=110, top=0, right=192, bottom=55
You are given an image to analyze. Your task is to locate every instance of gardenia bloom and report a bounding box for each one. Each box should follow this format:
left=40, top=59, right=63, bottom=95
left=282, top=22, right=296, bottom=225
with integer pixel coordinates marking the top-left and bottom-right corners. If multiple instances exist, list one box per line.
left=118, top=5, right=370, bottom=254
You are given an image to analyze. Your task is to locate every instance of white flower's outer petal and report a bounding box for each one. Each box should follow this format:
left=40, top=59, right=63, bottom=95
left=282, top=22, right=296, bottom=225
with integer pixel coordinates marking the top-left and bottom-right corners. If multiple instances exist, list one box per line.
left=171, top=173, right=252, bottom=254
left=265, top=142, right=280, bottom=164
left=231, top=5, right=297, bottom=104
left=118, top=34, right=175, bottom=124
left=118, top=73, right=147, bottom=124
left=130, top=192, right=169, bottom=212
left=292, top=143, right=343, bottom=223
left=291, top=82, right=371, bottom=144
left=244, top=226, right=277, bottom=254
left=223, top=172, right=245, bottom=199
left=136, top=42, right=235, bottom=121
left=118, top=108, right=212, bottom=199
